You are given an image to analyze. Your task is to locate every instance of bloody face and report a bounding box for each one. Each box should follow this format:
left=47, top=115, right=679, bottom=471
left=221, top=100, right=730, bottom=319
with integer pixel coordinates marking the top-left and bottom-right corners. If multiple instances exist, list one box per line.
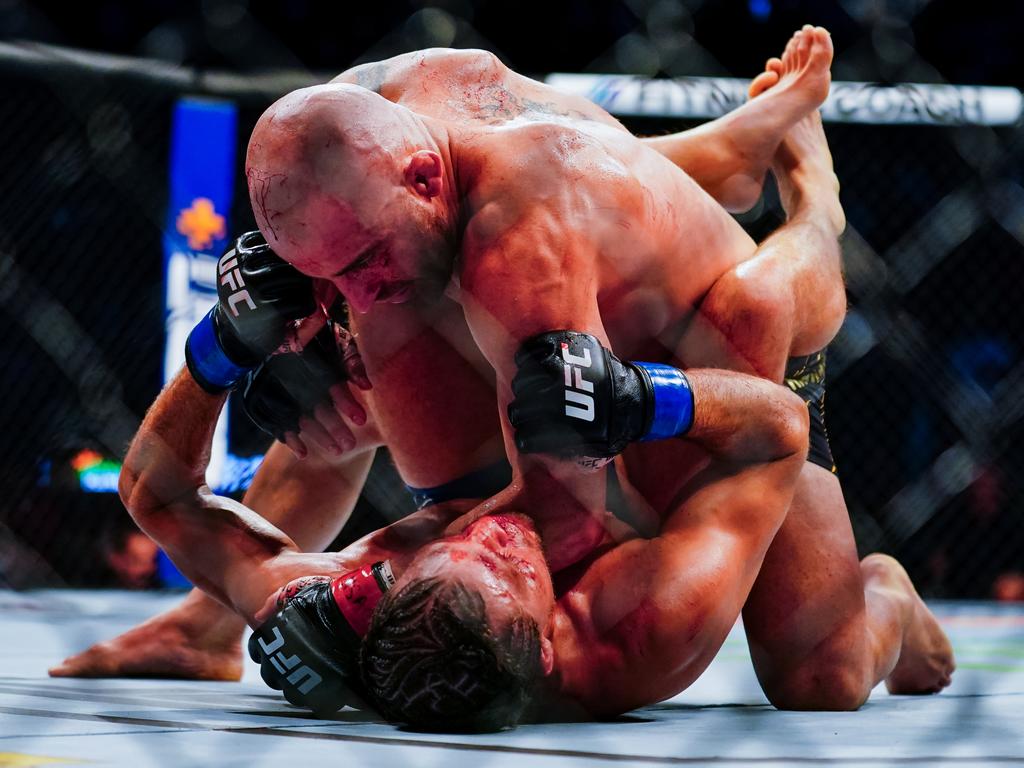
left=392, top=513, right=556, bottom=637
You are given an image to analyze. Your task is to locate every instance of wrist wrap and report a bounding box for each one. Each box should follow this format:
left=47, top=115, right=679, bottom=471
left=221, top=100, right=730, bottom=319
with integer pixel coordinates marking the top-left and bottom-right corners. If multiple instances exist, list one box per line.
left=331, top=561, right=397, bottom=637
left=633, top=362, right=695, bottom=440
left=184, top=308, right=252, bottom=393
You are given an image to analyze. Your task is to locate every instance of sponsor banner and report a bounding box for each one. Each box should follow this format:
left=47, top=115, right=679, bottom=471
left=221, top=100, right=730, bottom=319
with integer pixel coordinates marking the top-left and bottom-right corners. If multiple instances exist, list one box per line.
left=163, top=97, right=260, bottom=493
left=545, top=73, right=1023, bottom=126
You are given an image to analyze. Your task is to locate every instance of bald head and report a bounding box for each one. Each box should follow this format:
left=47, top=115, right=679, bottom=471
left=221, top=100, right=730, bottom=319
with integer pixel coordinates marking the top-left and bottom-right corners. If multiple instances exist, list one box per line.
left=244, top=83, right=455, bottom=310
left=248, top=84, right=425, bottom=179
left=246, top=84, right=427, bottom=241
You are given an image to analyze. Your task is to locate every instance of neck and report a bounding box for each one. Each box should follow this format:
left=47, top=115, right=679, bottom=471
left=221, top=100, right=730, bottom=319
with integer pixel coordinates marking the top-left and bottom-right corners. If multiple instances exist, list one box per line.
left=422, top=118, right=467, bottom=250
left=426, top=117, right=494, bottom=251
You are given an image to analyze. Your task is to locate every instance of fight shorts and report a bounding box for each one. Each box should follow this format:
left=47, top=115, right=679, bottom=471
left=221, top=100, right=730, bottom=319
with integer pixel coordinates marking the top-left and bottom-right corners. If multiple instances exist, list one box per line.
left=406, top=458, right=637, bottom=528
left=408, top=350, right=837, bottom=509
left=783, top=349, right=837, bottom=474
left=405, top=461, right=513, bottom=509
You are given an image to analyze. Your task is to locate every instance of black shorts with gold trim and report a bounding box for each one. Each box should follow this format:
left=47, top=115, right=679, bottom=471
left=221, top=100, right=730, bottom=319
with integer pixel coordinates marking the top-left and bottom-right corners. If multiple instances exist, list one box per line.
left=784, top=349, right=837, bottom=474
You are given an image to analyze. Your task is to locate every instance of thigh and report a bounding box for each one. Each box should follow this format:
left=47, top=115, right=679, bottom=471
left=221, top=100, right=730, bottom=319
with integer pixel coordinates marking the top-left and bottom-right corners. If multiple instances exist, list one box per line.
left=742, top=463, right=870, bottom=696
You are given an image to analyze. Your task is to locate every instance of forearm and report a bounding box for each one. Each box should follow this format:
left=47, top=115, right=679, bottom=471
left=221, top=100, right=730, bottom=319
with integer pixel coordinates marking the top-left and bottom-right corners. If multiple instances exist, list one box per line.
left=119, top=369, right=297, bottom=615
left=242, top=440, right=377, bottom=553
left=683, top=369, right=809, bottom=464
left=340, top=498, right=480, bottom=574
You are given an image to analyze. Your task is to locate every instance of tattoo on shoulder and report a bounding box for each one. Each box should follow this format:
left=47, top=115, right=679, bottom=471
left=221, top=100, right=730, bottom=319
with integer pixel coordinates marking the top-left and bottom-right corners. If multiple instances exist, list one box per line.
left=472, top=84, right=590, bottom=124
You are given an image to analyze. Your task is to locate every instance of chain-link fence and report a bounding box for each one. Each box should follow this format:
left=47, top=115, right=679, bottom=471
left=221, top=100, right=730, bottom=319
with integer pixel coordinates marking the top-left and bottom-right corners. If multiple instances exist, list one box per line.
left=0, top=30, right=1021, bottom=601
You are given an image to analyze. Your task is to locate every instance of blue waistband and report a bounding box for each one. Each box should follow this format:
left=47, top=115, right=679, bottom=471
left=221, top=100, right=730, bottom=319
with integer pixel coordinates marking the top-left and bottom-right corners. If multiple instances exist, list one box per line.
left=405, top=461, right=513, bottom=510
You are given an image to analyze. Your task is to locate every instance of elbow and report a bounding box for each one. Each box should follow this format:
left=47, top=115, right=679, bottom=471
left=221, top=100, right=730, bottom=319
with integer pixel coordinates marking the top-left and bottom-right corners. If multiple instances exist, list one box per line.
left=118, top=456, right=162, bottom=530
left=117, top=436, right=197, bottom=529
left=770, top=389, right=810, bottom=463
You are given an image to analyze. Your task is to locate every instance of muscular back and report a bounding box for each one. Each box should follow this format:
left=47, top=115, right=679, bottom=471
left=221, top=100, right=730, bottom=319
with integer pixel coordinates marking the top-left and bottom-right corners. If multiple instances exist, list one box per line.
left=329, top=50, right=756, bottom=516
left=334, top=48, right=625, bottom=131
left=338, top=48, right=755, bottom=358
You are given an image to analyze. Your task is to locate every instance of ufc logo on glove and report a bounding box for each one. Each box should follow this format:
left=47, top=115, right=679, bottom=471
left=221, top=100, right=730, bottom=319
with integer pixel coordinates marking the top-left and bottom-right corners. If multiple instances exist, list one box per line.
left=218, top=248, right=257, bottom=316
left=561, top=342, right=595, bottom=422
left=257, top=626, right=324, bottom=695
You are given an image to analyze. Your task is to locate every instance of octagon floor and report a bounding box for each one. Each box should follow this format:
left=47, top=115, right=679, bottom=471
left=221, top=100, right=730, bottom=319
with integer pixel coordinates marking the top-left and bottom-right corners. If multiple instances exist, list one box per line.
left=1, top=590, right=1022, bottom=767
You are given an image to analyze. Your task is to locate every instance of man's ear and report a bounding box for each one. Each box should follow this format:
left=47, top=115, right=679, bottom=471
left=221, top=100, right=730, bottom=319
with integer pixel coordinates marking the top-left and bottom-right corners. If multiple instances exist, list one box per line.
left=540, top=635, right=555, bottom=676
left=404, top=150, right=444, bottom=198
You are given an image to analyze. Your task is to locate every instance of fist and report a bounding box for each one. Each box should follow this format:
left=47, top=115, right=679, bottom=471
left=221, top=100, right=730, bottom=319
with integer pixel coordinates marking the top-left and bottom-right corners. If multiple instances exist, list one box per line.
left=247, top=577, right=365, bottom=714
left=507, top=331, right=650, bottom=459
left=213, top=231, right=317, bottom=366
left=241, top=317, right=370, bottom=458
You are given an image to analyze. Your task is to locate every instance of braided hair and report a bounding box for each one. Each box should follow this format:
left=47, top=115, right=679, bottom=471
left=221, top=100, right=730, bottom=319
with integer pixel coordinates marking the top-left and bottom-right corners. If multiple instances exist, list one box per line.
left=360, top=577, right=542, bottom=731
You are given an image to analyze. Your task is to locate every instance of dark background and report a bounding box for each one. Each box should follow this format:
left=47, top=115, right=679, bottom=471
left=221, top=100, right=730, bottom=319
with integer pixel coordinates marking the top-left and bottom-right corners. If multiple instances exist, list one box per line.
left=6, top=0, right=1024, bottom=86
left=1, top=0, right=1022, bottom=597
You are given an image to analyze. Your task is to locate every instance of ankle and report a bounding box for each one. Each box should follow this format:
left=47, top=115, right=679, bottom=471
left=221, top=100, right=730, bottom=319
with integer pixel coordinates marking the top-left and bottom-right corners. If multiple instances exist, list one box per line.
left=175, top=591, right=248, bottom=638
left=784, top=186, right=845, bottom=238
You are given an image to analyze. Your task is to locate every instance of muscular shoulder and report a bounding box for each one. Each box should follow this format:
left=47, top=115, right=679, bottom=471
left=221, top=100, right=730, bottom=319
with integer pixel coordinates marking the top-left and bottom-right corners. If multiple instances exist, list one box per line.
left=335, top=49, right=627, bottom=130
left=332, top=48, right=504, bottom=96
left=464, top=123, right=637, bottom=250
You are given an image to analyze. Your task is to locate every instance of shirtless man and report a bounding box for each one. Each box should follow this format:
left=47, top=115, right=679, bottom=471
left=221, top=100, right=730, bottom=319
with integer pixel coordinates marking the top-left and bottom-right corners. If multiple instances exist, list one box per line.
left=53, top=34, right=831, bottom=681
left=56, top=27, right=950, bottom=720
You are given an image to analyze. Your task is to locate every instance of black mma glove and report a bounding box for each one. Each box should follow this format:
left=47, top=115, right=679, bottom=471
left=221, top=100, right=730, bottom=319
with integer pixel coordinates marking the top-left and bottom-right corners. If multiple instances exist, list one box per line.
left=185, top=231, right=316, bottom=393
left=508, top=330, right=694, bottom=459
left=241, top=318, right=364, bottom=443
left=248, top=563, right=395, bottom=715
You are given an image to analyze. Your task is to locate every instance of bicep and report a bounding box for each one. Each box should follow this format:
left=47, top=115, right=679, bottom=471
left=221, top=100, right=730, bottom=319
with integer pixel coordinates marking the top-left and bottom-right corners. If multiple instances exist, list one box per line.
left=457, top=222, right=616, bottom=563
left=564, top=457, right=800, bottom=711
left=459, top=217, right=608, bottom=409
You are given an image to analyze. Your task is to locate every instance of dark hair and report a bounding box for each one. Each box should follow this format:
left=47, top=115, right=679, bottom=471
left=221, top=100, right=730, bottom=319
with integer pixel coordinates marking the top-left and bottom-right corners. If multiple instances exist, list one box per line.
left=360, top=576, right=543, bottom=731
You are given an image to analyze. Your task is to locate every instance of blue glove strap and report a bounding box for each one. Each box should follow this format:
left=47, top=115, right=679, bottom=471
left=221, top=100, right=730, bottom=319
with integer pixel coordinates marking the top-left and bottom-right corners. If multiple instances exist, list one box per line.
left=185, top=308, right=251, bottom=392
left=633, top=362, right=695, bottom=440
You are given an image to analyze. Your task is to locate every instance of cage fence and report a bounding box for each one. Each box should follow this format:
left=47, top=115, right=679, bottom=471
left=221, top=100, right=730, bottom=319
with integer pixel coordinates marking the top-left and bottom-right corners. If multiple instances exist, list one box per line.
left=0, top=40, right=1021, bottom=602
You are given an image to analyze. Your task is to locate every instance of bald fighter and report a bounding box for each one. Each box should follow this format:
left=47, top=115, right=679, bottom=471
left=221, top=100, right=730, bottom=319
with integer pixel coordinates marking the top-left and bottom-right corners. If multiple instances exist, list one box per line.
left=53, top=33, right=837, bottom=680
left=241, top=26, right=951, bottom=709
left=54, top=30, right=950, bottom=720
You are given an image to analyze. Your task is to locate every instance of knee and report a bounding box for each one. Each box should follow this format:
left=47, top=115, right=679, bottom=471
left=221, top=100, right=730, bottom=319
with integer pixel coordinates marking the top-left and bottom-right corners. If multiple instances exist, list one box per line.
left=702, top=267, right=795, bottom=377
left=716, top=173, right=767, bottom=214
left=762, top=663, right=869, bottom=712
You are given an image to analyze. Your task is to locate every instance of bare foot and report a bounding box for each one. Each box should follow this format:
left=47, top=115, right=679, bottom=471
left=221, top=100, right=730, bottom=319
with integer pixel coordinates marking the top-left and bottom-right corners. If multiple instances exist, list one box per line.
left=771, top=103, right=845, bottom=234
left=704, top=25, right=833, bottom=211
left=749, top=26, right=832, bottom=103
left=747, top=56, right=783, bottom=101
left=861, top=554, right=955, bottom=695
left=49, top=591, right=246, bottom=681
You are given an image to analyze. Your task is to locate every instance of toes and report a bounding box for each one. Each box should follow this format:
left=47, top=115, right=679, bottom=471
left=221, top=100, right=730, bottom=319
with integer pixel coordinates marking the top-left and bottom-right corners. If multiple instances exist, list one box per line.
left=811, top=28, right=835, bottom=63
left=48, top=661, right=72, bottom=677
left=49, top=648, right=109, bottom=677
left=784, top=36, right=797, bottom=66
left=796, top=29, right=812, bottom=61
left=748, top=70, right=780, bottom=98
left=767, top=57, right=784, bottom=75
